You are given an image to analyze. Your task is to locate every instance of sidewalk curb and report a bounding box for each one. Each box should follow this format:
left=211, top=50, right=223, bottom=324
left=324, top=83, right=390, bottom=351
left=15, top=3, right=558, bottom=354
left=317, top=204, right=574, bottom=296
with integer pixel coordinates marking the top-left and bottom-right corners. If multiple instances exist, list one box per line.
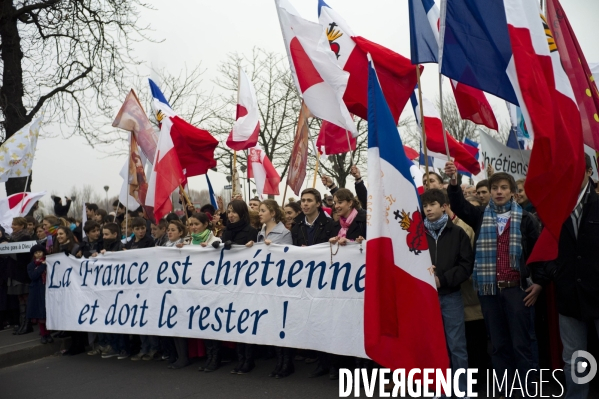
left=0, top=337, right=70, bottom=369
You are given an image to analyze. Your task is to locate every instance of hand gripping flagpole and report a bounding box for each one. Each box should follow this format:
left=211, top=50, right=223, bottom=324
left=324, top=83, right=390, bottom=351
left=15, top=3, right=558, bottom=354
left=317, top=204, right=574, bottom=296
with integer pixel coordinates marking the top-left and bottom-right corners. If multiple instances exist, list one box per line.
left=416, top=67, right=431, bottom=190
left=438, top=0, right=452, bottom=162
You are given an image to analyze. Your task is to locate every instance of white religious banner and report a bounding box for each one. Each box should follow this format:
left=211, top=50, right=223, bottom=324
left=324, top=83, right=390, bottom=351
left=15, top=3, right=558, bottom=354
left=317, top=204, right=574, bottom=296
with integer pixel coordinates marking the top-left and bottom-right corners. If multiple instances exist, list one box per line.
left=0, top=240, right=37, bottom=254
left=46, top=243, right=367, bottom=358
left=0, top=118, right=41, bottom=182
left=479, top=131, right=531, bottom=181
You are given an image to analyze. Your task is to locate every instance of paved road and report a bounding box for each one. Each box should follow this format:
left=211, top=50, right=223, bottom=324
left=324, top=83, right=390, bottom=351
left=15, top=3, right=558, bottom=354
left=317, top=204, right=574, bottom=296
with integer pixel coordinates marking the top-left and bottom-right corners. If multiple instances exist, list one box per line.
left=0, top=354, right=343, bottom=399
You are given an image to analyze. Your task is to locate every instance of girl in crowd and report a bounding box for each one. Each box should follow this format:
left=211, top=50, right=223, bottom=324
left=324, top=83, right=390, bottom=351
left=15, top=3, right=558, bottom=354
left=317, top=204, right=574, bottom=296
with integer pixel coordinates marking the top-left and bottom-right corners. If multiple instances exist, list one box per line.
left=35, top=225, right=46, bottom=241
left=329, top=189, right=366, bottom=245
left=94, top=209, right=109, bottom=226
left=283, top=201, right=302, bottom=230
left=26, top=245, right=52, bottom=344
left=8, top=218, right=33, bottom=335
left=41, top=215, right=61, bottom=254
left=163, top=220, right=190, bottom=369
left=54, top=226, right=79, bottom=256
left=247, top=200, right=294, bottom=378
left=184, top=212, right=221, bottom=372
left=221, top=200, right=258, bottom=374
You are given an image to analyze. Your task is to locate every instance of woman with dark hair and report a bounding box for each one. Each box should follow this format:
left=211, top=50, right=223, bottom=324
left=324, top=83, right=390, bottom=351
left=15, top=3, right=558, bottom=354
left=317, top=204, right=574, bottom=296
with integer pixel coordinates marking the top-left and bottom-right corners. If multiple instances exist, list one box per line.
left=283, top=202, right=302, bottom=230
left=220, top=200, right=258, bottom=374
left=221, top=200, right=258, bottom=248
left=93, top=209, right=109, bottom=226
left=8, top=218, right=33, bottom=335
left=54, top=226, right=79, bottom=256
left=329, top=188, right=366, bottom=245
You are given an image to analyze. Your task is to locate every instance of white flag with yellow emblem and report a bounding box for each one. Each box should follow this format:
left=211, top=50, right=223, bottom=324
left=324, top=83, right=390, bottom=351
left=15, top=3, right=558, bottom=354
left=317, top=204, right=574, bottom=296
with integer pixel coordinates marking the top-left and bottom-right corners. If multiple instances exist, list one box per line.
left=0, top=118, right=41, bottom=182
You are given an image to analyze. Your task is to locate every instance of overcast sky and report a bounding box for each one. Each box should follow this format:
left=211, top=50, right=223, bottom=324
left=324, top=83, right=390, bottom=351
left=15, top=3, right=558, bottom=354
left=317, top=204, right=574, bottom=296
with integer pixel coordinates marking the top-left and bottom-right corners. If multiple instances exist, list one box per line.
left=3, top=0, right=598, bottom=203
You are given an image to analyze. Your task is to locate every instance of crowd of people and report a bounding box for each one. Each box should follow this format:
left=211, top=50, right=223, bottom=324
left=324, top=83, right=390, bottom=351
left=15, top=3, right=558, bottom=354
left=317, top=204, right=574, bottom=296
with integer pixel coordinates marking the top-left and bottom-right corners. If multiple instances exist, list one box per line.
left=0, top=158, right=598, bottom=397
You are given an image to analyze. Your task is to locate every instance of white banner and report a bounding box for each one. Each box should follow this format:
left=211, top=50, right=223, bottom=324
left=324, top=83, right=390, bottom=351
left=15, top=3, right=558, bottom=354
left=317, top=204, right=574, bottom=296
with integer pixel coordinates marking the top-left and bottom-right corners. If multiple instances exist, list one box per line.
left=46, top=243, right=367, bottom=358
left=479, top=131, right=531, bottom=181
left=0, top=240, right=37, bottom=254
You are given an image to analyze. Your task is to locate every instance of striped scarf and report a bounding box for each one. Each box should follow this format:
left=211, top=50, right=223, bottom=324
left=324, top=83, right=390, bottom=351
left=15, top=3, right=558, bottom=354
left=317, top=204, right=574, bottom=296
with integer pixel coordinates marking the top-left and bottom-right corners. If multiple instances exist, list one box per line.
left=423, top=213, right=448, bottom=240
left=474, top=199, right=523, bottom=295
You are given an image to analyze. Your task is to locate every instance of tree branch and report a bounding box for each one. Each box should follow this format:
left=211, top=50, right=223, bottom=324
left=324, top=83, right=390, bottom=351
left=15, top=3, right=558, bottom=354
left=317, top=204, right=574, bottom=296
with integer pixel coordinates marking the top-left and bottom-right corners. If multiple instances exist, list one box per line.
left=13, top=0, right=61, bottom=19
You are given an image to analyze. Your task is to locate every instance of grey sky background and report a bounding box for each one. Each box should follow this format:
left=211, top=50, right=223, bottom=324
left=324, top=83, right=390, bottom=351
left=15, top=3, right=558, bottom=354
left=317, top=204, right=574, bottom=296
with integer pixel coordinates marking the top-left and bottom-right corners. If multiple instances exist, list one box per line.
left=3, top=0, right=598, bottom=202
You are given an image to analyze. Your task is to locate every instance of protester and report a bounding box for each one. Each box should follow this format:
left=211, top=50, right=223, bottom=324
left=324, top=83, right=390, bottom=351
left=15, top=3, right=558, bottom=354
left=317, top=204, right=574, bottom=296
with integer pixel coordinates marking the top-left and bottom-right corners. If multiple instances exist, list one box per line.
left=94, top=209, right=109, bottom=225
left=100, top=223, right=123, bottom=254
left=475, top=180, right=491, bottom=206
left=329, top=188, right=366, bottom=245
left=221, top=200, right=258, bottom=374
left=35, top=225, right=46, bottom=241
left=515, top=178, right=536, bottom=214
left=8, top=217, right=33, bottom=335
left=283, top=202, right=302, bottom=230
left=85, top=203, right=99, bottom=220
left=248, top=197, right=261, bottom=212
left=54, top=226, right=79, bottom=256
left=77, top=221, right=103, bottom=258
left=26, top=244, right=52, bottom=344
left=52, top=195, right=72, bottom=217
left=246, top=200, right=294, bottom=378
left=421, top=189, right=473, bottom=395
left=184, top=212, right=221, bottom=372
left=151, top=220, right=168, bottom=247
left=41, top=215, right=61, bottom=254
left=125, top=217, right=154, bottom=250
left=423, top=171, right=444, bottom=190
left=290, top=188, right=335, bottom=379
left=445, top=161, right=548, bottom=395
left=24, top=216, right=37, bottom=236
left=547, top=154, right=599, bottom=399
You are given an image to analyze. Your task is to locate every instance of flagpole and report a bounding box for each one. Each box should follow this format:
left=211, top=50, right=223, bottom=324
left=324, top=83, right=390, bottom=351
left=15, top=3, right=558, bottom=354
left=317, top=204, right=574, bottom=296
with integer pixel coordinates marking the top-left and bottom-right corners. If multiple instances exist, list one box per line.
left=416, top=66, right=431, bottom=190
left=312, top=153, right=320, bottom=188
left=438, top=74, right=451, bottom=161
left=344, top=129, right=355, bottom=167
left=246, top=150, right=251, bottom=201
left=438, top=0, right=452, bottom=161
left=125, top=132, right=131, bottom=239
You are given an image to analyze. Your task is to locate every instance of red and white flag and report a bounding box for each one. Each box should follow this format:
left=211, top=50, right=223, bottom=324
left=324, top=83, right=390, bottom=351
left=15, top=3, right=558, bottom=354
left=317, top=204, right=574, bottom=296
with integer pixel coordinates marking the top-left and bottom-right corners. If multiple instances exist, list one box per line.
left=275, top=0, right=357, bottom=136
left=146, top=117, right=186, bottom=222
left=0, top=191, right=46, bottom=234
left=503, top=0, right=584, bottom=262
left=248, top=145, right=280, bottom=196
left=410, top=86, right=482, bottom=175
left=227, top=69, right=261, bottom=151
left=318, top=1, right=419, bottom=123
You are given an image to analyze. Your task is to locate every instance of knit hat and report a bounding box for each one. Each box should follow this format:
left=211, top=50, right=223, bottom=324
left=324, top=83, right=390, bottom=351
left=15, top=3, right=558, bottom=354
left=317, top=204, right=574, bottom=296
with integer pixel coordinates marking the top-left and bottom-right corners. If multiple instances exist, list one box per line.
left=30, top=244, right=47, bottom=255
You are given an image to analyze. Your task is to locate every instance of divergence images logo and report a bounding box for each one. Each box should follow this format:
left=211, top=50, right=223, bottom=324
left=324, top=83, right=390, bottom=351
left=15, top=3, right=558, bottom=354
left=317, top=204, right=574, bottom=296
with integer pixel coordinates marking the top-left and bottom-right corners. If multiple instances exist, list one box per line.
left=572, top=350, right=597, bottom=385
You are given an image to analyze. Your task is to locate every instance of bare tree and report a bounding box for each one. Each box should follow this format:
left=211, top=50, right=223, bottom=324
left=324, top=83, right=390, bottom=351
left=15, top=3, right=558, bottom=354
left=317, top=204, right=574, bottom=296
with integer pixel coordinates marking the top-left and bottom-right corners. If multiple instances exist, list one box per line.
left=0, top=0, right=152, bottom=195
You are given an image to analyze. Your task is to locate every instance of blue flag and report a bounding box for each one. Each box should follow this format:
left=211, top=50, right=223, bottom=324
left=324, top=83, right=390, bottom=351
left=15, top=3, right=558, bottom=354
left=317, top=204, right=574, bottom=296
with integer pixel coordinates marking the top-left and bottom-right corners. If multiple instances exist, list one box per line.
left=408, top=0, right=440, bottom=64
left=206, top=174, right=218, bottom=210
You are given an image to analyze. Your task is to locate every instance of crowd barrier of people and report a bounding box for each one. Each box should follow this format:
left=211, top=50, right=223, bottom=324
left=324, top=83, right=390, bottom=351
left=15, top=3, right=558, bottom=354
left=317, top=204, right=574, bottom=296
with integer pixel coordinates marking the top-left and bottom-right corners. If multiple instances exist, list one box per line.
left=1, top=159, right=598, bottom=398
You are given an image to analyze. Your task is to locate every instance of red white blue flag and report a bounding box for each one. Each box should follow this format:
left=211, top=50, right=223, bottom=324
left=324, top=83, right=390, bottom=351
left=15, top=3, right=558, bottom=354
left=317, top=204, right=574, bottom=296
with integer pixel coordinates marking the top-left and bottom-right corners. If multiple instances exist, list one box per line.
left=365, top=58, right=448, bottom=371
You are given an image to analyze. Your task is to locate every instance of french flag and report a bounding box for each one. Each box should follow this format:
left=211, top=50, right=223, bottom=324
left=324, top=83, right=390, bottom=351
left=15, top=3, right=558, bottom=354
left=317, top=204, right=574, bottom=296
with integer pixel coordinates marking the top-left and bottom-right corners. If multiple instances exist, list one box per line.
left=318, top=0, right=419, bottom=124
left=226, top=69, right=260, bottom=151
left=408, top=0, right=498, bottom=130
left=410, top=85, right=481, bottom=175
left=276, top=0, right=357, bottom=136
left=0, top=192, right=46, bottom=234
left=206, top=174, right=219, bottom=211
left=247, top=144, right=280, bottom=197
left=442, top=0, right=584, bottom=262
left=365, top=58, right=448, bottom=371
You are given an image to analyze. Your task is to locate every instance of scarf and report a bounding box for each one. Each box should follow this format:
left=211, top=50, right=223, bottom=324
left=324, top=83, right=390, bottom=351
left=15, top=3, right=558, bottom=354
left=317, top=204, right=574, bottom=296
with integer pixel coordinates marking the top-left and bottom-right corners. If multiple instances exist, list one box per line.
left=191, top=229, right=211, bottom=245
left=45, top=224, right=59, bottom=236
left=164, top=238, right=183, bottom=247
left=10, top=229, right=29, bottom=242
left=474, top=199, right=523, bottom=295
left=424, top=213, right=449, bottom=240
left=338, top=209, right=358, bottom=238
left=222, top=220, right=248, bottom=243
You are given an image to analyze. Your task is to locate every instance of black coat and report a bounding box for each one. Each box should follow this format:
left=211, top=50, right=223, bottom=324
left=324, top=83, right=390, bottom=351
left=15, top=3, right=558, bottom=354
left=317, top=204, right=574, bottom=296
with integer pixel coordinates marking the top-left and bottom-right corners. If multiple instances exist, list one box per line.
left=102, top=239, right=123, bottom=252
left=78, top=237, right=103, bottom=258
left=547, top=187, right=599, bottom=321
left=221, top=221, right=258, bottom=245
left=7, top=231, right=32, bottom=284
left=330, top=209, right=367, bottom=240
left=425, top=219, right=474, bottom=295
left=447, top=184, right=548, bottom=287
left=291, top=210, right=334, bottom=246
left=53, top=198, right=71, bottom=217
left=26, top=261, right=46, bottom=319
left=125, top=234, right=155, bottom=250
